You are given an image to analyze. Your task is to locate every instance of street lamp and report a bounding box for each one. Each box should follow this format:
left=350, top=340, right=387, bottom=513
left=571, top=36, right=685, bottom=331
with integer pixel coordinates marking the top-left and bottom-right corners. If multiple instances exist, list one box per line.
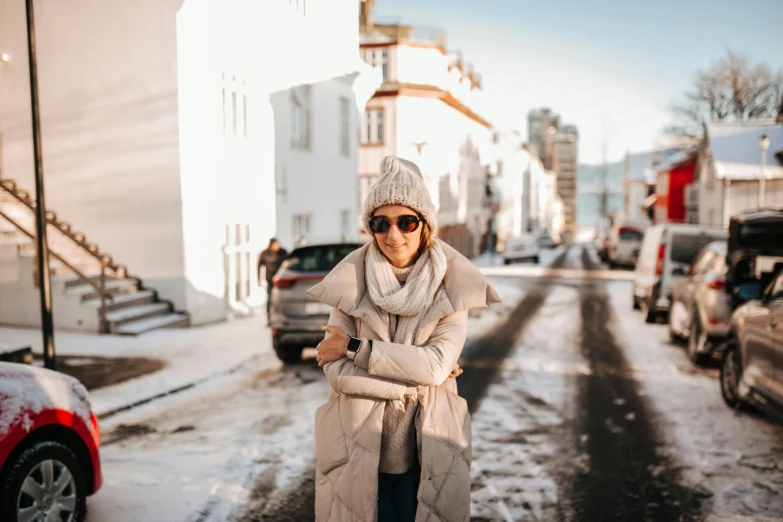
left=759, top=134, right=770, bottom=209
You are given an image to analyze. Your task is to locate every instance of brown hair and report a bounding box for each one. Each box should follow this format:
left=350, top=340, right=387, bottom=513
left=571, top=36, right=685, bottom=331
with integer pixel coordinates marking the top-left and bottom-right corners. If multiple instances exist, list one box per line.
left=417, top=221, right=433, bottom=256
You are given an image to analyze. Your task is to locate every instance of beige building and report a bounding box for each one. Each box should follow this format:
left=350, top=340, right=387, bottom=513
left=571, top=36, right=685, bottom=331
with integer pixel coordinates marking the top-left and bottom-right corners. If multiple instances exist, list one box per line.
left=527, top=108, right=578, bottom=232
left=357, top=0, right=492, bottom=257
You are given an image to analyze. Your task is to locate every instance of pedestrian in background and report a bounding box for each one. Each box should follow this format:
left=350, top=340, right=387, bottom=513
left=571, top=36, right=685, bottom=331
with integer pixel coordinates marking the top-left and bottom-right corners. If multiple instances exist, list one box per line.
left=258, top=238, right=288, bottom=318
left=308, top=156, right=500, bottom=522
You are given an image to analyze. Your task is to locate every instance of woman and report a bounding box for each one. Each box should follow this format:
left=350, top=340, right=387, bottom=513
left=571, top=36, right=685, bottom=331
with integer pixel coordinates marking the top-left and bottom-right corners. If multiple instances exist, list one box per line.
left=307, top=156, right=500, bottom=522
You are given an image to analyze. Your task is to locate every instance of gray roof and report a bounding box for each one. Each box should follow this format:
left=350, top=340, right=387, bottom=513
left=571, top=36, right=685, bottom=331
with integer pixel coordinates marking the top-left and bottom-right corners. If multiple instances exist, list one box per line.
left=707, top=121, right=783, bottom=180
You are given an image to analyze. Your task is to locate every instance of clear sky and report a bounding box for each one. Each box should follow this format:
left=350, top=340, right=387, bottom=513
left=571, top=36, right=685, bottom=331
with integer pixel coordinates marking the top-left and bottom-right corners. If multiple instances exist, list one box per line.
left=373, top=0, right=783, bottom=164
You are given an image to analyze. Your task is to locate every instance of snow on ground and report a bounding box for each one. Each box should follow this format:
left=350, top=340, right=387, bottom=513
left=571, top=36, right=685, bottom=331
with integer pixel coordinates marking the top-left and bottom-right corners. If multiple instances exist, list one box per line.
left=0, top=315, right=280, bottom=417
left=606, top=281, right=783, bottom=520
left=87, top=361, right=328, bottom=522
left=470, top=284, right=583, bottom=521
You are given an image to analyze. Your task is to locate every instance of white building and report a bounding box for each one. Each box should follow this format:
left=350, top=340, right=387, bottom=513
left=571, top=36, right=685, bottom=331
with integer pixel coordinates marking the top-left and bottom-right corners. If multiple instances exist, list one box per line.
left=357, top=1, right=493, bottom=257
left=485, top=132, right=563, bottom=249
left=0, top=0, right=373, bottom=332
left=696, top=120, right=783, bottom=227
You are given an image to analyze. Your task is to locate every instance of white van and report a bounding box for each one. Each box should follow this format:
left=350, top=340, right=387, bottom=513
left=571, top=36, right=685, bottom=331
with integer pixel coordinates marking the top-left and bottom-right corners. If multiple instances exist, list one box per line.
left=633, top=224, right=728, bottom=322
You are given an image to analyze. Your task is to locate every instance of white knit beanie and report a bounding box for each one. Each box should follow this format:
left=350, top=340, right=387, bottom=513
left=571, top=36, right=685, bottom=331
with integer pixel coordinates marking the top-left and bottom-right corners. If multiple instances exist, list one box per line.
left=363, top=156, right=438, bottom=233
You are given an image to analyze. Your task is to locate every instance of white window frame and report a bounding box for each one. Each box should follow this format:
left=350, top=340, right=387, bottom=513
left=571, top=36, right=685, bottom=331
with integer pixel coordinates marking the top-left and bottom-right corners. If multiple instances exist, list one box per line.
left=291, top=85, right=311, bottom=150
left=339, top=97, right=350, bottom=157
left=362, top=109, right=384, bottom=145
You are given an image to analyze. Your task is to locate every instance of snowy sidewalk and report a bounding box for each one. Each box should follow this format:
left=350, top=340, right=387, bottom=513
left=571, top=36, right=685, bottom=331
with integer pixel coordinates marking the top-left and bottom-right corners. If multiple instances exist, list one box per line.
left=0, top=315, right=280, bottom=418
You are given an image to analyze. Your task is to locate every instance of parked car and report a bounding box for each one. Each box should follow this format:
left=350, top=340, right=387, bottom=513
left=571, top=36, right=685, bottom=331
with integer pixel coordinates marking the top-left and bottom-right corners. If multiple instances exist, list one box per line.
left=503, top=234, right=540, bottom=265
left=606, top=223, right=645, bottom=269
left=536, top=231, right=558, bottom=249
left=0, top=362, right=102, bottom=522
left=633, top=223, right=727, bottom=323
left=668, top=241, right=731, bottom=365
left=269, top=242, right=362, bottom=362
left=719, top=209, right=783, bottom=417
left=720, top=266, right=783, bottom=418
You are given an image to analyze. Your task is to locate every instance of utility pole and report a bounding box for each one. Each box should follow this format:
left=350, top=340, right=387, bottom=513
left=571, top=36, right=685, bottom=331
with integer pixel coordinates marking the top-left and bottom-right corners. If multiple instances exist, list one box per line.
left=25, top=0, right=56, bottom=370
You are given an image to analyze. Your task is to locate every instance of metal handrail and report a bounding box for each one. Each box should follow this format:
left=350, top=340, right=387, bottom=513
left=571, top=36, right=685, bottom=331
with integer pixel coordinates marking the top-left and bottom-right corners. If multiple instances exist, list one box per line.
left=0, top=179, right=116, bottom=332
left=0, top=178, right=128, bottom=277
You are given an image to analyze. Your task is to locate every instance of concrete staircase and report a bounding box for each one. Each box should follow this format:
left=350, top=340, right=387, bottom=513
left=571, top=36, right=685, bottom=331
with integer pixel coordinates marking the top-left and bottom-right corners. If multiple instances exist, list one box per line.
left=0, top=179, right=188, bottom=335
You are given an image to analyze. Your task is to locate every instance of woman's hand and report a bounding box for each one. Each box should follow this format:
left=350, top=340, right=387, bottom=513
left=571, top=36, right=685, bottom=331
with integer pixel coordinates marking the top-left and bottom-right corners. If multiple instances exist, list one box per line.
left=449, top=364, right=463, bottom=378
left=316, top=326, right=349, bottom=367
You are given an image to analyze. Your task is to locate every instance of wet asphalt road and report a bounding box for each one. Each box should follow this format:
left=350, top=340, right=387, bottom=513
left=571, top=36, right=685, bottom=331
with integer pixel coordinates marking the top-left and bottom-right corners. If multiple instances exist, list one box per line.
left=239, top=245, right=702, bottom=521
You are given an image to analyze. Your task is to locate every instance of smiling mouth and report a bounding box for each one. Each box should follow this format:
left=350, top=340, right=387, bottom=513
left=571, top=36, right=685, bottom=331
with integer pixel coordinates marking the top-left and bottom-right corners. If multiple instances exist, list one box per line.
left=386, top=243, right=405, bottom=249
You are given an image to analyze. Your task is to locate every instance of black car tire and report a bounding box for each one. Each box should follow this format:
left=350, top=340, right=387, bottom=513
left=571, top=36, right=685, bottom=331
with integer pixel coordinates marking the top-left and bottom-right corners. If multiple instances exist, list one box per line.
left=643, top=294, right=658, bottom=323
left=688, top=313, right=710, bottom=366
left=0, top=440, right=87, bottom=522
left=532, top=255, right=540, bottom=264
left=272, top=335, right=303, bottom=364
left=504, top=259, right=512, bottom=265
left=720, top=341, right=747, bottom=410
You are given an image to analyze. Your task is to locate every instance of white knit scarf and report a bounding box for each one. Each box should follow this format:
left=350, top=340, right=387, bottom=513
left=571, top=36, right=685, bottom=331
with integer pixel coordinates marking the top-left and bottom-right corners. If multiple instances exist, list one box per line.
left=365, top=241, right=448, bottom=344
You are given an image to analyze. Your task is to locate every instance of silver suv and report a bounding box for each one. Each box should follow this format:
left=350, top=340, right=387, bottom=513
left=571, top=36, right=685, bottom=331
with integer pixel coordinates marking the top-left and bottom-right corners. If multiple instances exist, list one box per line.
left=269, top=242, right=362, bottom=362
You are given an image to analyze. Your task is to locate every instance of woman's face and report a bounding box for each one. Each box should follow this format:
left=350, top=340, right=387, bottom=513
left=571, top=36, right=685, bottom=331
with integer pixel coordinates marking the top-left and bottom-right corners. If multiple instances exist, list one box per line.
left=372, top=204, right=422, bottom=268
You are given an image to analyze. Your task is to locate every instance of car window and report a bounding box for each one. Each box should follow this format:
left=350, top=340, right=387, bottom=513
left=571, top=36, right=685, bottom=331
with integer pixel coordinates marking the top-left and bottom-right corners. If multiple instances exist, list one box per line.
left=670, top=233, right=722, bottom=265
left=618, top=228, right=643, bottom=241
left=738, top=223, right=783, bottom=250
left=767, top=272, right=783, bottom=301
left=287, top=244, right=359, bottom=272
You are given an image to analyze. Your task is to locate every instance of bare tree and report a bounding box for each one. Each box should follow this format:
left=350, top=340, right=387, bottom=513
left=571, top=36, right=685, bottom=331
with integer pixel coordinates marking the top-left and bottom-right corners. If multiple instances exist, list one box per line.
left=666, top=51, right=783, bottom=141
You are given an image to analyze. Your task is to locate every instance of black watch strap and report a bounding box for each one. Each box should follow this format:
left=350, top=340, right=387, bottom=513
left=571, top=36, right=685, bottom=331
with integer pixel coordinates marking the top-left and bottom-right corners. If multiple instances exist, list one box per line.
left=347, top=336, right=361, bottom=354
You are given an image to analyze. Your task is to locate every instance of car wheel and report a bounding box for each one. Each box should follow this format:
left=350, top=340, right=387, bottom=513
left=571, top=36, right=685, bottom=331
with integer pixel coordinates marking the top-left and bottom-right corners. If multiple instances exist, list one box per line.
left=0, top=440, right=87, bottom=522
left=688, top=313, right=709, bottom=366
left=643, top=295, right=657, bottom=323
left=532, top=255, right=540, bottom=264
left=668, top=313, right=683, bottom=344
left=503, top=259, right=512, bottom=265
left=720, top=341, right=747, bottom=410
left=273, top=335, right=303, bottom=363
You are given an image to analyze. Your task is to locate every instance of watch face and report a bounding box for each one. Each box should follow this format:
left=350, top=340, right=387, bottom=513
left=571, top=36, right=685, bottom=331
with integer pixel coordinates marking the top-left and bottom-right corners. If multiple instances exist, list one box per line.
left=348, top=337, right=361, bottom=352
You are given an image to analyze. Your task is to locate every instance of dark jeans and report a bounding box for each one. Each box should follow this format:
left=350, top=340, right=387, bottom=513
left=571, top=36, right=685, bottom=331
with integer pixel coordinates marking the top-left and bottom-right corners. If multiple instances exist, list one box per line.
left=378, top=464, right=420, bottom=522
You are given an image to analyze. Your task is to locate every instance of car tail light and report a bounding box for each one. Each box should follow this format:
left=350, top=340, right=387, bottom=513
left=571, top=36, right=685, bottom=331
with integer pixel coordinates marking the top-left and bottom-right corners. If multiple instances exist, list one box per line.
left=272, top=274, right=324, bottom=289
left=707, top=277, right=726, bottom=291
left=655, top=245, right=665, bottom=275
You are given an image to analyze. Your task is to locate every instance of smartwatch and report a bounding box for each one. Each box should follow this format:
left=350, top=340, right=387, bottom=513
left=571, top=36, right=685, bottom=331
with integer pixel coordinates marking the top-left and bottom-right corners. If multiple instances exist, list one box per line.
left=346, top=337, right=361, bottom=359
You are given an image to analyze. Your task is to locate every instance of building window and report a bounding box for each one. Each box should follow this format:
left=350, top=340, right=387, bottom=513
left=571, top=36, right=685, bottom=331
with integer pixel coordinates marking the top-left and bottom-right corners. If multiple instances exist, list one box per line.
left=291, top=85, right=311, bottom=150
left=340, top=97, right=350, bottom=156
left=222, top=74, right=247, bottom=139
left=364, top=49, right=388, bottom=81
left=362, top=109, right=384, bottom=145
left=292, top=213, right=312, bottom=239
left=288, top=0, right=305, bottom=15
left=380, top=50, right=388, bottom=81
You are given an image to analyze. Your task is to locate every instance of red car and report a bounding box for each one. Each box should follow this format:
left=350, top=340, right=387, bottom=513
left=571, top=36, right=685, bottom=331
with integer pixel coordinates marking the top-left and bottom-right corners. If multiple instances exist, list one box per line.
left=0, top=362, right=102, bottom=522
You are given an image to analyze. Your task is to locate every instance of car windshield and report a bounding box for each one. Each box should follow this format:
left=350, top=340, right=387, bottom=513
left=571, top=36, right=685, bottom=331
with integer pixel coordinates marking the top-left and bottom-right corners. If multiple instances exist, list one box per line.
left=286, top=244, right=360, bottom=273
left=619, top=228, right=643, bottom=241
left=670, top=233, right=723, bottom=265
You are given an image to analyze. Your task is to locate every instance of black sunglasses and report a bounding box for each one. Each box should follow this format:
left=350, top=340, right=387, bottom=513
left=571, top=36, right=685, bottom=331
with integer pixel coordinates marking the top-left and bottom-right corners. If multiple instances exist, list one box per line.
left=369, top=215, right=422, bottom=234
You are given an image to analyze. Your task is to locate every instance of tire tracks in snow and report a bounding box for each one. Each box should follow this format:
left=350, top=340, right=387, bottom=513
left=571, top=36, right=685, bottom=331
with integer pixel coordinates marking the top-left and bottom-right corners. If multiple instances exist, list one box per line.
left=236, top=248, right=571, bottom=521
left=562, top=247, right=706, bottom=520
